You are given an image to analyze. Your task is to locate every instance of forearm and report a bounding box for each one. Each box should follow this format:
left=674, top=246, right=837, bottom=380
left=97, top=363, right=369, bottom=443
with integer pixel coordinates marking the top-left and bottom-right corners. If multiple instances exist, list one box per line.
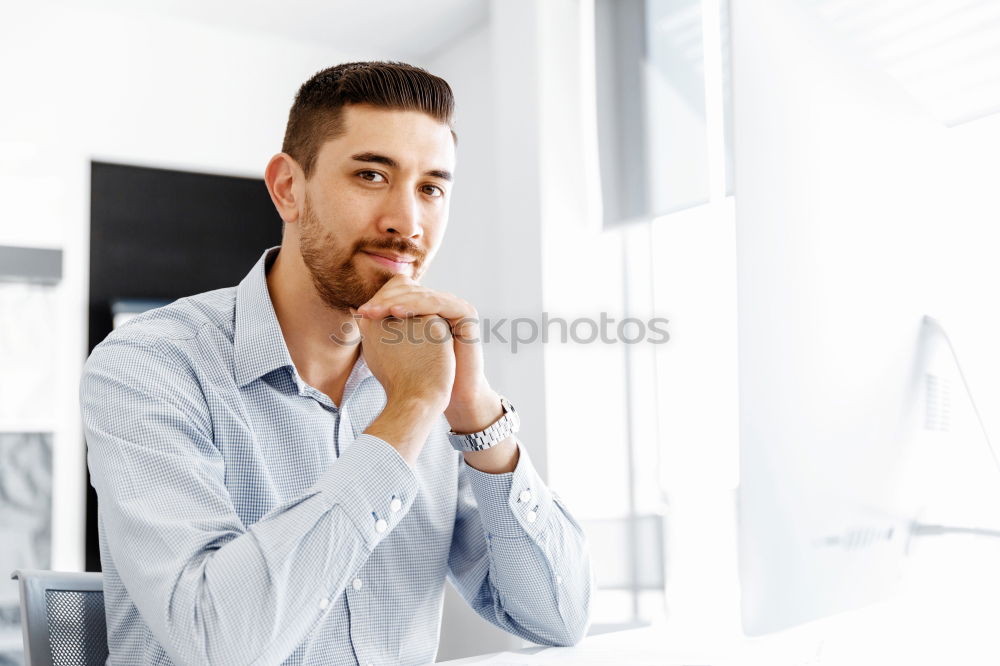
left=96, top=434, right=417, bottom=665
left=479, top=503, right=592, bottom=646
left=451, top=445, right=593, bottom=646
left=365, top=396, right=442, bottom=465
left=166, top=497, right=370, bottom=664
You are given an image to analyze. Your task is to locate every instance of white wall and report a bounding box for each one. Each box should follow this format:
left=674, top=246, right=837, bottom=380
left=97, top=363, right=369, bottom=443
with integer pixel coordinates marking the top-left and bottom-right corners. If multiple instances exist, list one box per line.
left=0, top=1, right=380, bottom=572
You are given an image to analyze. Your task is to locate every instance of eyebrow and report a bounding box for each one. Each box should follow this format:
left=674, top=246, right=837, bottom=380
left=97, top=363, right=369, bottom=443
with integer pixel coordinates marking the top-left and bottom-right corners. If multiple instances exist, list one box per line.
left=350, top=152, right=453, bottom=182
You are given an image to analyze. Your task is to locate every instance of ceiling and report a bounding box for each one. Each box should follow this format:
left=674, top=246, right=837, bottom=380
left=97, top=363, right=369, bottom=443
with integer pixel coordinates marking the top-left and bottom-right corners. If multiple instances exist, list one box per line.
left=69, top=0, right=490, bottom=61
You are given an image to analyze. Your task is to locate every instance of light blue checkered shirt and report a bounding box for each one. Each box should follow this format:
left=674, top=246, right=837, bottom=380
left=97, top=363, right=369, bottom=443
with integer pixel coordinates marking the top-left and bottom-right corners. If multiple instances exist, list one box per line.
left=81, top=247, right=592, bottom=665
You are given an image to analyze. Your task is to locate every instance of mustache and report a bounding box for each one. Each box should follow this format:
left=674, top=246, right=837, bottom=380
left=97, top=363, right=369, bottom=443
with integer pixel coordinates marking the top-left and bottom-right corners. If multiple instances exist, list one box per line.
left=352, top=238, right=427, bottom=263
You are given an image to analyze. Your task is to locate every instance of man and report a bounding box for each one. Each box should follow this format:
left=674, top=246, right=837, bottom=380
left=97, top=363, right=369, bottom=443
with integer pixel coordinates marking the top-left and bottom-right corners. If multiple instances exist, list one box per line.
left=81, top=62, right=592, bottom=665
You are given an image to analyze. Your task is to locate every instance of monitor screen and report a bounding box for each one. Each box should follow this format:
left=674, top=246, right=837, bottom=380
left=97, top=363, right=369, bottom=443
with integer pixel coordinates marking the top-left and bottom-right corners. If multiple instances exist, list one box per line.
left=732, top=0, right=1000, bottom=635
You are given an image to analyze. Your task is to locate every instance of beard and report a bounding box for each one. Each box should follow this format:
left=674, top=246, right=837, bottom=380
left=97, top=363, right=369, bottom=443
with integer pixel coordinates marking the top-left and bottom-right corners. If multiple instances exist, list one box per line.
left=297, top=196, right=426, bottom=311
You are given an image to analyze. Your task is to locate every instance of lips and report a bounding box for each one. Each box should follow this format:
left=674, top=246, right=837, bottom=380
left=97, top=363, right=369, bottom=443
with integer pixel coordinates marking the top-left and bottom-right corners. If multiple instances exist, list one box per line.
left=360, top=251, right=416, bottom=273
left=365, top=251, right=414, bottom=263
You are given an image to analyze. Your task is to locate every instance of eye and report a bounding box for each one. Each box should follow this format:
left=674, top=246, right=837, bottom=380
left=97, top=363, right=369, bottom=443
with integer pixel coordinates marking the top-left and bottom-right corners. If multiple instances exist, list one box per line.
left=422, top=184, right=444, bottom=198
left=358, top=170, right=387, bottom=183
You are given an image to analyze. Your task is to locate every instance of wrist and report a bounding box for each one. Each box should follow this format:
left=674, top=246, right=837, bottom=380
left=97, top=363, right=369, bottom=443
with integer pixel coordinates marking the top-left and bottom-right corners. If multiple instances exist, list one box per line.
left=445, top=387, right=502, bottom=434
left=366, top=397, right=443, bottom=464
left=463, top=437, right=519, bottom=474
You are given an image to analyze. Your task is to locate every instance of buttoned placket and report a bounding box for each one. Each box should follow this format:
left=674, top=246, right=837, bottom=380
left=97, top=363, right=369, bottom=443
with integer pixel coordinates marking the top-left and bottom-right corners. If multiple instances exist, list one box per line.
left=294, top=362, right=406, bottom=664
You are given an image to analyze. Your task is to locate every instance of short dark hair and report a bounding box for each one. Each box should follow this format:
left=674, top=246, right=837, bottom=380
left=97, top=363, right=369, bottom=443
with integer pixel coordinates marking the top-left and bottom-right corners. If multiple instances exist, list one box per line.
left=282, top=61, right=456, bottom=178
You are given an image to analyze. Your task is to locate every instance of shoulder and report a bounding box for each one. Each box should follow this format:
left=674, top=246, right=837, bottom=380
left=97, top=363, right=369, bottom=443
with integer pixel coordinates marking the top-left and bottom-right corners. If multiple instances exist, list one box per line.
left=112, top=286, right=236, bottom=343
left=84, top=286, right=238, bottom=393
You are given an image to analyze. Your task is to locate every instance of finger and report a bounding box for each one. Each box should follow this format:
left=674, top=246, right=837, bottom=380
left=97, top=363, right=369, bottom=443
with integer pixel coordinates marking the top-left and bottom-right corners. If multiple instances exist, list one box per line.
left=382, top=296, right=479, bottom=342
left=360, top=281, right=428, bottom=308
left=374, top=292, right=474, bottom=323
left=425, top=315, right=454, bottom=343
left=360, top=287, right=436, bottom=316
left=358, top=294, right=423, bottom=317
left=371, top=274, right=417, bottom=297
left=451, top=316, right=480, bottom=341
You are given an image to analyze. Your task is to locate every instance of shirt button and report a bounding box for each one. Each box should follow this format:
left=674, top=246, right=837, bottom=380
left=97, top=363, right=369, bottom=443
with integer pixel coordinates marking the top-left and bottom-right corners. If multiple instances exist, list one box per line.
left=319, top=597, right=330, bottom=609
left=352, top=578, right=363, bottom=591
left=389, top=498, right=402, bottom=513
left=518, top=490, right=532, bottom=503
left=375, top=518, right=388, bottom=533
left=527, top=510, right=538, bottom=523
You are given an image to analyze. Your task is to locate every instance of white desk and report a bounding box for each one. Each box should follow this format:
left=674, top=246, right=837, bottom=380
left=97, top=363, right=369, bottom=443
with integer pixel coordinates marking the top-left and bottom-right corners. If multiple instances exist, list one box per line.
left=437, top=625, right=821, bottom=665
left=439, top=586, right=1000, bottom=665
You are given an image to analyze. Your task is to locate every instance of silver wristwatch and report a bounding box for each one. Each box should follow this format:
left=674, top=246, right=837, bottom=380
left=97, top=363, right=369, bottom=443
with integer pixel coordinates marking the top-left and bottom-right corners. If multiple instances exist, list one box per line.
left=448, top=396, right=520, bottom=452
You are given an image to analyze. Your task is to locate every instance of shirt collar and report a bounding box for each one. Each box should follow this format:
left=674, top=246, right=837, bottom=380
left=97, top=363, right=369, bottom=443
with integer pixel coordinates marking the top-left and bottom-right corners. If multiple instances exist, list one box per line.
left=233, top=246, right=374, bottom=396
left=234, top=247, right=295, bottom=388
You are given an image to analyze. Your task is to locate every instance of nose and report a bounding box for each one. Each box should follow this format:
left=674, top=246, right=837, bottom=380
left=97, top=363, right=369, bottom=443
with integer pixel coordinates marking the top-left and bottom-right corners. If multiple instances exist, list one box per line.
left=377, top=186, right=422, bottom=239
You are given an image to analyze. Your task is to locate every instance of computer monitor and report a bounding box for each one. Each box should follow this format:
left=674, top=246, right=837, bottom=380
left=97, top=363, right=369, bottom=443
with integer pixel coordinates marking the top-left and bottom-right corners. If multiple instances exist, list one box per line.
left=731, top=0, right=1000, bottom=636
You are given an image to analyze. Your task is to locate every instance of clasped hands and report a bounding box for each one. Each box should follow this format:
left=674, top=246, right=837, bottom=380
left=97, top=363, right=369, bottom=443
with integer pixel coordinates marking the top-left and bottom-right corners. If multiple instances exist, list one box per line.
left=354, top=275, right=505, bottom=465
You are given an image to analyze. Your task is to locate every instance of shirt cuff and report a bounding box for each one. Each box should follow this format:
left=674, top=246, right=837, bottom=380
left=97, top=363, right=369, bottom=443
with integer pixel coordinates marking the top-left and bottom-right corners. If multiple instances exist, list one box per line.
left=463, top=440, right=554, bottom=539
left=313, top=433, right=419, bottom=550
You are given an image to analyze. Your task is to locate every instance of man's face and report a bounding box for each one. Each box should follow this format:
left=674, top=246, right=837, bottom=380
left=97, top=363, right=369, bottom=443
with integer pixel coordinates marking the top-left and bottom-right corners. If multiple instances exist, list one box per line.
left=294, top=104, right=455, bottom=311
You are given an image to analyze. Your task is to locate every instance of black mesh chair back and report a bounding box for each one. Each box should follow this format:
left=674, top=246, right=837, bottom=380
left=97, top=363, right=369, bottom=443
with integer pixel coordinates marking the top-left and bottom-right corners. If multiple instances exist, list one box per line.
left=11, top=569, right=108, bottom=666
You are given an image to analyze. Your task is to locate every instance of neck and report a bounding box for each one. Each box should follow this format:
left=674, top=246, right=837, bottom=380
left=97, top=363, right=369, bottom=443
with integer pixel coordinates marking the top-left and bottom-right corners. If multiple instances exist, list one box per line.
left=266, top=240, right=360, bottom=406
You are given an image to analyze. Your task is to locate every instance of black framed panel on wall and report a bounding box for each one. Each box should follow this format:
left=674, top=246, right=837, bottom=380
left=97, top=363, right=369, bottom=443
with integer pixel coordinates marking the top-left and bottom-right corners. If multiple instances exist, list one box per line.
left=87, top=161, right=283, bottom=572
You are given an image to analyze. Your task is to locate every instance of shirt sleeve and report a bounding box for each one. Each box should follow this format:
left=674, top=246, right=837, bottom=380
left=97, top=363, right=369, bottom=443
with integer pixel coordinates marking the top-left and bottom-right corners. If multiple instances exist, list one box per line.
left=446, top=441, right=593, bottom=646
left=82, top=335, right=420, bottom=666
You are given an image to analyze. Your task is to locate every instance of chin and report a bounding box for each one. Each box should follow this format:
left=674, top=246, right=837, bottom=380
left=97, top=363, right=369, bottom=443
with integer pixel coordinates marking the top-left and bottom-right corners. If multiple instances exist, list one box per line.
left=358, top=260, right=394, bottom=284
left=353, top=269, right=393, bottom=303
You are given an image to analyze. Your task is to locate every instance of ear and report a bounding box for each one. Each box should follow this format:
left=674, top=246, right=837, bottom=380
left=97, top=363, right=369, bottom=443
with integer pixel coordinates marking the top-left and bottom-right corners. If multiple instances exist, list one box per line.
left=264, top=153, right=305, bottom=224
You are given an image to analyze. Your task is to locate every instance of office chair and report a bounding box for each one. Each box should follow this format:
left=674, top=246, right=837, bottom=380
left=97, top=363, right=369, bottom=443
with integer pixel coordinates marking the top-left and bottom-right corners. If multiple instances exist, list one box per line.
left=10, top=569, right=108, bottom=666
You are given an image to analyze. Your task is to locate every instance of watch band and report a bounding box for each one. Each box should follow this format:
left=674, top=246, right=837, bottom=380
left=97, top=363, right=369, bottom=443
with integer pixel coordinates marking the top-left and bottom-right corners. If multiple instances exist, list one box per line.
left=448, top=395, right=520, bottom=452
